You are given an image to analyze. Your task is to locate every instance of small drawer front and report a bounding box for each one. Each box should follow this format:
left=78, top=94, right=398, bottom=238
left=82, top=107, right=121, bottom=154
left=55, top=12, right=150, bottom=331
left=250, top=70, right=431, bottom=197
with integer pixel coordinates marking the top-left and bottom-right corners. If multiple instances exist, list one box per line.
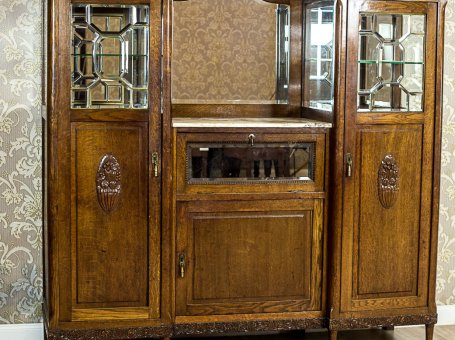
left=176, top=132, right=327, bottom=194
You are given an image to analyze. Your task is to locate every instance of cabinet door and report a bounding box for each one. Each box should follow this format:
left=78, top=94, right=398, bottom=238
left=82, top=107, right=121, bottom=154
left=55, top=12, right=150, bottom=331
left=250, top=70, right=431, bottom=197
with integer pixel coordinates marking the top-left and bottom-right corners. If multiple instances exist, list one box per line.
left=51, top=1, right=162, bottom=323
left=341, top=1, right=437, bottom=313
left=69, top=122, right=160, bottom=321
left=176, top=199, right=324, bottom=316
left=176, top=132, right=327, bottom=194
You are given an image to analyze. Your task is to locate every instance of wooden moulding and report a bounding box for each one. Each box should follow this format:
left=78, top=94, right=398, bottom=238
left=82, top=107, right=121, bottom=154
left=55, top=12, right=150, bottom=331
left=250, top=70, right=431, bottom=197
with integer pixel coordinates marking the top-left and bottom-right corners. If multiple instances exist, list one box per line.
left=328, top=313, right=438, bottom=331
left=44, top=314, right=437, bottom=338
left=45, top=325, right=172, bottom=340
left=172, top=318, right=325, bottom=336
left=45, top=319, right=325, bottom=339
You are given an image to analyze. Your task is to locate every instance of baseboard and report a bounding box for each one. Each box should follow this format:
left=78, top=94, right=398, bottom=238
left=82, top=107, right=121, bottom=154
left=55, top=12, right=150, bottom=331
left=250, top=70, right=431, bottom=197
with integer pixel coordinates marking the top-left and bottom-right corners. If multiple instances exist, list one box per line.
left=0, top=323, right=43, bottom=340
left=437, top=305, right=455, bottom=325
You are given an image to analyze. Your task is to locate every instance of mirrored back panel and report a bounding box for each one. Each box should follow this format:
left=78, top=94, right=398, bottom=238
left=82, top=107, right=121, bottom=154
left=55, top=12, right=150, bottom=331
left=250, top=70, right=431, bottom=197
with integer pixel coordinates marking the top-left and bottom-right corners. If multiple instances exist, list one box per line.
left=171, top=0, right=290, bottom=105
left=358, top=13, right=425, bottom=112
left=71, top=4, right=150, bottom=109
left=303, top=1, right=335, bottom=112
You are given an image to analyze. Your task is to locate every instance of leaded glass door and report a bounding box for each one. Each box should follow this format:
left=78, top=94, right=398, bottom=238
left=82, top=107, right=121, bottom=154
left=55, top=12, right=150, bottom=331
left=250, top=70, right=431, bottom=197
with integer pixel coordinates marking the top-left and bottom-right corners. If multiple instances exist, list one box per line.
left=341, top=0, right=437, bottom=314
left=51, top=1, right=163, bottom=322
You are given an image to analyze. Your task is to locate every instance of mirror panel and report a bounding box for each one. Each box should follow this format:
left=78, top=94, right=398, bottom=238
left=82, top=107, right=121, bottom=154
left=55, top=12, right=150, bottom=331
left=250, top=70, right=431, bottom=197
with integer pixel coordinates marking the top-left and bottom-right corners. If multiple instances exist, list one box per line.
left=172, top=0, right=290, bottom=105
left=303, top=1, right=335, bottom=112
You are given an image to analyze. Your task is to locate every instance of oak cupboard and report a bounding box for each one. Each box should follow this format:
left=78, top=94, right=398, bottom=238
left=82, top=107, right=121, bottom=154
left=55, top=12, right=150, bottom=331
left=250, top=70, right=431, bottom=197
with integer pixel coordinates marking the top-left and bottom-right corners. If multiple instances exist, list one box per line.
left=43, top=0, right=447, bottom=339
left=172, top=127, right=329, bottom=322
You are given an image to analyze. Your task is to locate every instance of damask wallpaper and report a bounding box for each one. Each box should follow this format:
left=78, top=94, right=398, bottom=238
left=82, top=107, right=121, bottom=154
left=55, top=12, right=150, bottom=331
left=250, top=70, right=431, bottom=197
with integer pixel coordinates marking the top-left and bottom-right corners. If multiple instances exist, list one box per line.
left=0, top=0, right=455, bottom=325
left=0, top=0, right=43, bottom=324
left=437, top=0, right=455, bottom=306
left=172, top=0, right=278, bottom=103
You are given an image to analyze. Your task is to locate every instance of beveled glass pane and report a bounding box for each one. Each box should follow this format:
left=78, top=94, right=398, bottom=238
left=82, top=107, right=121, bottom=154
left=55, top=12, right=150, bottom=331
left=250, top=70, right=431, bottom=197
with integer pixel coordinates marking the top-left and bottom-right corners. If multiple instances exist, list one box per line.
left=358, top=13, right=425, bottom=112
left=303, top=1, right=335, bottom=112
left=188, top=143, right=314, bottom=183
left=71, top=4, right=149, bottom=109
left=360, top=14, right=374, bottom=31
left=406, top=14, right=425, bottom=34
left=359, top=34, right=381, bottom=62
left=358, top=62, right=378, bottom=92
left=401, top=63, right=424, bottom=92
left=172, top=0, right=290, bottom=105
left=402, top=34, right=424, bottom=63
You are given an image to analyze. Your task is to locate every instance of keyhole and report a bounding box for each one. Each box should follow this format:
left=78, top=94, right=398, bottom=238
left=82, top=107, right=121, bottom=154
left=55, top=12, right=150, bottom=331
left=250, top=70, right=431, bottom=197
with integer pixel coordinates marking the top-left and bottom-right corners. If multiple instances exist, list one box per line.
left=248, top=134, right=255, bottom=146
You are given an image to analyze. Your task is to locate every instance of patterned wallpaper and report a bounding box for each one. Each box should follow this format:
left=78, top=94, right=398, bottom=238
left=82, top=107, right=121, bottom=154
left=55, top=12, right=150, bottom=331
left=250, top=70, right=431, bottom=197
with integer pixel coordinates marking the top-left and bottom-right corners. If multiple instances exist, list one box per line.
left=172, top=0, right=278, bottom=103
left=0, top=0, right=43, bottom=324
left=0, top=0, right=454, bottom=325
left=437, top=0, right=455, bottom=306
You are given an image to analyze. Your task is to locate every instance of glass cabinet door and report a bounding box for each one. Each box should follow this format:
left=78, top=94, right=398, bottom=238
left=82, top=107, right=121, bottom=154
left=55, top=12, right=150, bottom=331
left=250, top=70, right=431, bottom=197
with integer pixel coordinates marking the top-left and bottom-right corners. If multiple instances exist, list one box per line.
left=357, top=13, right=425, bottom=111
left=187, top=142, right=315, bottom=183
left=71, top=4, right=150, bottom=109
left=341, top=0, right=438, bottom=316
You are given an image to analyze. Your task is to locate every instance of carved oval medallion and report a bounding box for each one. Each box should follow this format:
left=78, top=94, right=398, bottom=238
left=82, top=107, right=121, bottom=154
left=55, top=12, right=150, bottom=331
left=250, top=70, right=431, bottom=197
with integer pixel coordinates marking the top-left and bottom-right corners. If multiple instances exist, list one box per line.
left=96, top=154, right=121, bottom=213
left=378, top=154, right=399, bottom=209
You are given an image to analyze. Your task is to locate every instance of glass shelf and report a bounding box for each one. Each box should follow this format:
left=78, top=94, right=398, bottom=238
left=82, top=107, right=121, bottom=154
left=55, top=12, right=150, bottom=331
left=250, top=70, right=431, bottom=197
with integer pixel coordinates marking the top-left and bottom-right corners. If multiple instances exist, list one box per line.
left=358, top=60, right=424, bottom=65
left=71, top=75, right=142, bottom=79
left=72, top=54, right=148, bottom=57
left=306, top=58, right=333, bottom=62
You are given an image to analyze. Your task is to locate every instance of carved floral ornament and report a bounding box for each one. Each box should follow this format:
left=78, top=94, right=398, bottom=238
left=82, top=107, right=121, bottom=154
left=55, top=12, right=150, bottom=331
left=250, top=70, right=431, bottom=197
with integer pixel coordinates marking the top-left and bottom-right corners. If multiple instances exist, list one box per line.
left=377, top=154, right=399, bottom=209
left=96, top=154, right=122, bottom=213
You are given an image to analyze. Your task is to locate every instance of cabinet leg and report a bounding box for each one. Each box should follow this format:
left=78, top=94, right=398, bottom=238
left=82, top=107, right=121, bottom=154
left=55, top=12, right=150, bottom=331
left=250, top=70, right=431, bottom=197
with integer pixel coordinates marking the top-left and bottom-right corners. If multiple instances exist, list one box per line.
left=426, top=324, right=434, bottom=340
left=329, top=330, right=337, bottom=340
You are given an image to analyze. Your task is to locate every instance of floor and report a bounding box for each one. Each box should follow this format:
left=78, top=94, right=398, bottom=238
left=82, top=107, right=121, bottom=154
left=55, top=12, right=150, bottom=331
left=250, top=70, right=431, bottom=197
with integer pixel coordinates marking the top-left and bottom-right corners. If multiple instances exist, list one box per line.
left=178, top=326, right=455, bottom=340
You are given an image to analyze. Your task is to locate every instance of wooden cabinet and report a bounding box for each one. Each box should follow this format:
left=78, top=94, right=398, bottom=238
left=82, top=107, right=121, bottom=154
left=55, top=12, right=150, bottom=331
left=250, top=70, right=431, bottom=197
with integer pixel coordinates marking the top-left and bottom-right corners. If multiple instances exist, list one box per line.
left=173, top=128, right=329, bottom=327
left=43, top=0, right=446, bottom=339
left=165, top=126, right=332, bottom=336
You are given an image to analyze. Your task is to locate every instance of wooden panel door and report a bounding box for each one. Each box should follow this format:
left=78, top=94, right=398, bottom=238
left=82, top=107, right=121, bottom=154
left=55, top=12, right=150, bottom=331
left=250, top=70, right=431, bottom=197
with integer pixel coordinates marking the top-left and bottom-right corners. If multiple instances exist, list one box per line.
left=70, top=122, right=157, bottom=321
left=176, top=199, right=324, bottom=316
left=341, top=1, right=437, bottom=313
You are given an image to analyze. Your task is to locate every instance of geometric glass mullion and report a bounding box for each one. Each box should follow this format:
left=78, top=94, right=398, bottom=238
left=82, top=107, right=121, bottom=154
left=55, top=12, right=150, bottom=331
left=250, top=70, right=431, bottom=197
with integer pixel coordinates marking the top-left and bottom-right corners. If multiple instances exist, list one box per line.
left=357, top=13, right=425, bottom=112
left=71, top=4, right=149, bottom=109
